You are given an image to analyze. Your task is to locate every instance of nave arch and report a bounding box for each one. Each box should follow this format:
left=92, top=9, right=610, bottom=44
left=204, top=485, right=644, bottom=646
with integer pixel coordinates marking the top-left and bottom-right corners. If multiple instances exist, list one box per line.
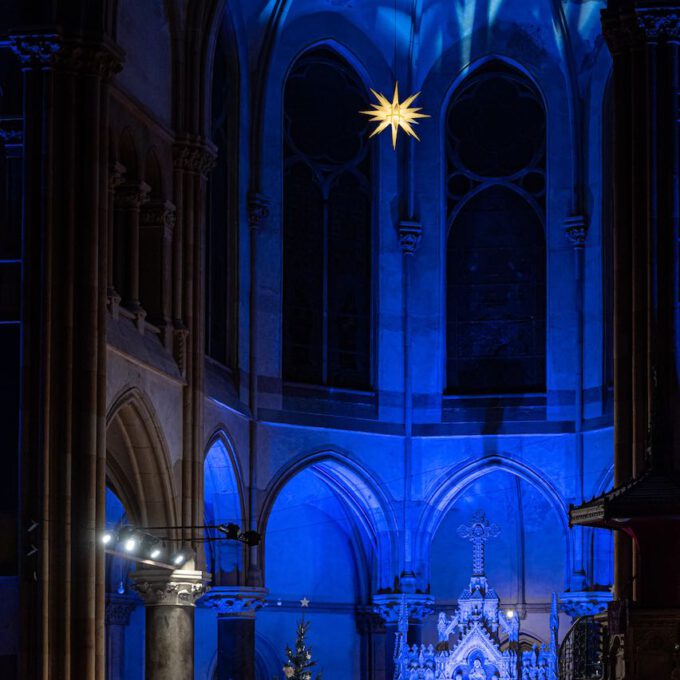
left=105, top=387, right=179, bottom=532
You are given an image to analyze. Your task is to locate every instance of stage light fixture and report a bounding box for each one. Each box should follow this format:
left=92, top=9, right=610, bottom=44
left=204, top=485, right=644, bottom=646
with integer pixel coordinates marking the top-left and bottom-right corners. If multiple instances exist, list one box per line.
left=102, top=531, right=114, bottom=545
left=172, top=553, right=186, bottom=566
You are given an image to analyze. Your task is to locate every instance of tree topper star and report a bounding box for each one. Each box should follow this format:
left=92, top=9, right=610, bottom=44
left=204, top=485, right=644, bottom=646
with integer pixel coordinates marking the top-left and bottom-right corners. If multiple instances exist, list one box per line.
left=300, top=596, right=310, bottom=608
left=360, top=82, right=430, bottom=149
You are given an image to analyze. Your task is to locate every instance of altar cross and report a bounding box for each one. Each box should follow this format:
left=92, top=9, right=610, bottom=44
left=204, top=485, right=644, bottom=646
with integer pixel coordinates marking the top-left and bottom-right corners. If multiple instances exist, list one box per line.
left=457, top=511, right=500, bottom=577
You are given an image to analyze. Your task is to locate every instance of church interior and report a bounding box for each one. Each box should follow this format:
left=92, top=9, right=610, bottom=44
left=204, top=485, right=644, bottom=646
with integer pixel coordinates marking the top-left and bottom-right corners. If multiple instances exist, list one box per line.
left=0, top=0, right=679, bottom=678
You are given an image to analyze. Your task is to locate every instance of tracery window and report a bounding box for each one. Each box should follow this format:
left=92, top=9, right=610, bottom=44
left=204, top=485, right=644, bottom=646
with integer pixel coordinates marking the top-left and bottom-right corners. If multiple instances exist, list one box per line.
left=282, top=49, right=372, bottom=389
left=445, top=63, right=546, bottom=394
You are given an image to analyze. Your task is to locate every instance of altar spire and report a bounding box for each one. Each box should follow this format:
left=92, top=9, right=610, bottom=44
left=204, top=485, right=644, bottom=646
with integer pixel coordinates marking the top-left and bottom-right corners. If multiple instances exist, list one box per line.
left=457, top=510, right=500, bottom=578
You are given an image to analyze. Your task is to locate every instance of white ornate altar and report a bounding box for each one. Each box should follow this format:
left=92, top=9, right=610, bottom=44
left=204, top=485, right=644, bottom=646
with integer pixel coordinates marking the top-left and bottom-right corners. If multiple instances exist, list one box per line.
left=394, top=512, right=558, bottom=680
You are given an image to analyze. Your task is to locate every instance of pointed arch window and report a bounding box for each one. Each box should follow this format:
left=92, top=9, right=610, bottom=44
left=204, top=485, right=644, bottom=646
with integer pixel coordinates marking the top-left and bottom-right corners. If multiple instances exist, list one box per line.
left=283, top=49, right=372, bottom=389
left=445, top=63, right=546, bottom=394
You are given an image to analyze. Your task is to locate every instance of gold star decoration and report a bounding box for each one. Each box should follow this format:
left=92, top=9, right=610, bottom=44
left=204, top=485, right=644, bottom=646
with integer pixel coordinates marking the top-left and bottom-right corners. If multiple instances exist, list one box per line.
left=360, top=82, right=430, bottom=149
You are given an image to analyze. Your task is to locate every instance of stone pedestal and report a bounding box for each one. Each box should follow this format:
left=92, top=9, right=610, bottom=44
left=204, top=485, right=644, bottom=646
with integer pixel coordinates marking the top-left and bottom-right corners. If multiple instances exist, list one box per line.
left=131, top=569, right=210, bottom=680
left=199, top=586, right=267, bottom=680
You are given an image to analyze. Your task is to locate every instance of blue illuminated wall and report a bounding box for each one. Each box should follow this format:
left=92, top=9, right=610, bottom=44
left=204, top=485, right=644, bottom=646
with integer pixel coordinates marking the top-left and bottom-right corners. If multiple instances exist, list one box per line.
left=11, top=0, right=614, bottom=678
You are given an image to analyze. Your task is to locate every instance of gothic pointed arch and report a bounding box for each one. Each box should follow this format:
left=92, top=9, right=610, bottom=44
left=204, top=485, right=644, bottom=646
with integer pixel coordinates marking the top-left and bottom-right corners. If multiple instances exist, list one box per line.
left=259, top=449, right=398, bottom=592
left=203, top=430, right=246, bottom=583
left=105, top=387, right=179, bottom=533
left=417, top=454, right=571, bottom=588
left=445, top=60, right=546, bottom=394
left=282, top=46, right=373, bottom=389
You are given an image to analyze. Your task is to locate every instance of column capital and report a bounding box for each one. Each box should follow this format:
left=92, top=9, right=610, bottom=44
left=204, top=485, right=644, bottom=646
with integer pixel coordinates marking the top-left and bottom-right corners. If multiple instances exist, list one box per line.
left=140, top=200, right=177, bottom=231
left=564, top=214, right=589, bottom=248
left=173, top=136, right=217, bottom=176
left=115, top=181, right=151, bottom=209
left=398, top=220, right=423, bottom=256
left=109, top=162, right=126, bottom=192
left=198, top=586, right=268, bottom=619
left=603, top=7, right=680, bottom=54
left=373, top=593, right=435, bottom=624
left=105, top=593, right=137, bottom=626
left=560, top=589, right=612, bottom=620
left=247, top=192, right=271, bottom=229
left=130, top=569, right=211, bottom=607
left=9, top=32, right=123, bottom=78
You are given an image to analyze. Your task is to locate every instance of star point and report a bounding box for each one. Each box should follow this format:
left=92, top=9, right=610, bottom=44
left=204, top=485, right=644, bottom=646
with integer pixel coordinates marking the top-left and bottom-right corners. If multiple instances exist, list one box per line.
left=360, top=82, right=430, bottom=149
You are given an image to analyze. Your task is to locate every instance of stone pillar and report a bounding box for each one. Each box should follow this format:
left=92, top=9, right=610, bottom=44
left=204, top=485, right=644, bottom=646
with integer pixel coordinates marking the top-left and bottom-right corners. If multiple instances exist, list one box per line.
left=105, top=594, right=136, bottom=680
left=114, top=180, right=150, bottom=321
left=373, top=593, right=435, bottom=678
left=9, top=31, right=122, bottom=680
left=139, top=200, right=176, bottom=345
left=571, top=5, right=680, bottom=678
left=356, top=609, right=387, bottom=680
left=107, top=162, right=125, bottom=311
left=131, top=569, right=210, bottom=680
left=200, top=586, right=267, bottom=680
left=172, top=138, right=216, bottom=543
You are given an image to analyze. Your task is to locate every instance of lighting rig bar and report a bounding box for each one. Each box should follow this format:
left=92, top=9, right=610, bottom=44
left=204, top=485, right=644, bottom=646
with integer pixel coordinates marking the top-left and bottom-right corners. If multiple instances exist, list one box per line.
left=101, top=523, right=261, bottom=571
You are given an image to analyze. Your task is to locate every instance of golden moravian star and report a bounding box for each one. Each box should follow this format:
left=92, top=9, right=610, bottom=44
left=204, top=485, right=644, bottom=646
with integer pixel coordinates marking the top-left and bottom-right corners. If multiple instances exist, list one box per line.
left=360, top=82, right=430, bottom=149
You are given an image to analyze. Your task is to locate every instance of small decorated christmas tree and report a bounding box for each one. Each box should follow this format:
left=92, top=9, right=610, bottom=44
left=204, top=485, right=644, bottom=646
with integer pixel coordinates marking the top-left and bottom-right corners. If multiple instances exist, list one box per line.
left=282, top=617, right=322, bottom=680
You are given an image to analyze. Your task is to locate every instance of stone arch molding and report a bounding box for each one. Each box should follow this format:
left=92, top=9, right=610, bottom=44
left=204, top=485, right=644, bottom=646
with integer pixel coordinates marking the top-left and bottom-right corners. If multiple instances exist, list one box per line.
left=416, top=454, right=572, bottom=585
left=258, top=448, right=399, bottom=591
left=105, top=386, right=179, bottom=534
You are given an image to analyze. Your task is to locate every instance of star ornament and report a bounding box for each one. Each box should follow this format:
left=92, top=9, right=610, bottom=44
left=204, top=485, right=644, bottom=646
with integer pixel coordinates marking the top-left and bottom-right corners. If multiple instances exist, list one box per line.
left=360, top=82, right=430, bottom=149
left=300, top=596, right=310, bottom=608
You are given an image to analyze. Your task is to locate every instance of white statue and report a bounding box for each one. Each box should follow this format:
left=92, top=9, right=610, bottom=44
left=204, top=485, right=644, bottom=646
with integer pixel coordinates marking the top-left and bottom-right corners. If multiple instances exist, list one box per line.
left=469, top=658, right=486, bottom=680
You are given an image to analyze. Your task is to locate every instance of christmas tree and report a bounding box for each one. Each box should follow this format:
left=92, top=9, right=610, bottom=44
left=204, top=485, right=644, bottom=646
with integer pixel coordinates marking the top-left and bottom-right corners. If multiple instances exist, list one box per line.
left=282, top=617, right=322, bottom=680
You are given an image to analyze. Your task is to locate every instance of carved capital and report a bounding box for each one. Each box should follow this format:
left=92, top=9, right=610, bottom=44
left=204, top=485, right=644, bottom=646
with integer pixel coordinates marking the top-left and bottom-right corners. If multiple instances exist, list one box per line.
left=115, top=181, right=151, bottom=209
left=9, top=33, right=61, bottom=66
left=603, top=8, right=680, bottom=54
left=373, top=593, right=435, bottom=624
left=130, top=569, right=211, bottom=607
left=105, top=593, right=137, bottom=626
left=198, top=586, right=268, bottom=619
left=560, top=589, right=612, bottom=620
left=247, top=192, right=270, bottom=229
left=0, top=117, right=23, bottom=146
left=398, top=220, right=423, bottom=255
left=565, top=215, right=588, bottom=247
left=140, top=200, right=176, bottom=230
left=173, top=137, right=217, bottom=176
left=109, top=162, right=126, bottom=193
left=9, top=33, right=123, bottom=78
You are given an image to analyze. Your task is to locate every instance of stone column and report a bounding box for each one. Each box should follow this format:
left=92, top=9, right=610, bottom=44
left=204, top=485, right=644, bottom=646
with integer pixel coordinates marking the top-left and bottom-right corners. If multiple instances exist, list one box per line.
left=570, top=4, right=680, bottom=678
left=139, top=200, right=176, bottom=346
left=131, top=569, right=210, bottom=680
left=356, top=609, right=387, bottom=680
left=200, top=586, right=267, bottom=680
left=105, top=594, right=136, bottom=680
left=114, top=180, right=150, bottom=323
left=373, top=593, right=435, bottom=678
left=9, top=31, right=122, bottom=680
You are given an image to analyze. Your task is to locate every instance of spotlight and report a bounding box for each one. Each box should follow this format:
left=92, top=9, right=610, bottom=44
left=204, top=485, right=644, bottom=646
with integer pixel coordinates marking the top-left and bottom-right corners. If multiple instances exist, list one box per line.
left=150, top=547, right=162, bottom=560
left=124, top=537, right=137, bottom=552
left=102, top=532, right=114, bottom=546
left=506, top=610, right=515, bottom=619
left=172, top=553, right=186, bottom=566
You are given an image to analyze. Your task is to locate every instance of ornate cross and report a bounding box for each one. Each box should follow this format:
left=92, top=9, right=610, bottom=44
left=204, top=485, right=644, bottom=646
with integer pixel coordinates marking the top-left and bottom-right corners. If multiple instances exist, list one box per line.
left=457, top=511, right=500, bottom=577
